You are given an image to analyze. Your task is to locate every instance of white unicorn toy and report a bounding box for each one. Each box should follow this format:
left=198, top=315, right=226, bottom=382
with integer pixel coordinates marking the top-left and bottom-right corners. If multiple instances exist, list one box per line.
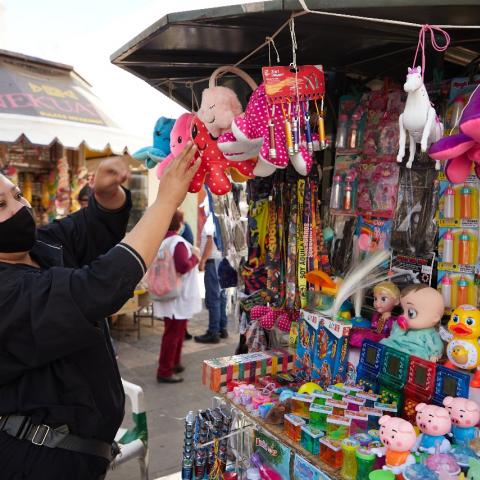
left=397, top=66, right=444, bottom=169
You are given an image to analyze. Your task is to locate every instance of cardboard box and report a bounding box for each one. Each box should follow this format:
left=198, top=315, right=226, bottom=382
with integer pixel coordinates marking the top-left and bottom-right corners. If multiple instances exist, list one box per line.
left=202, top=349, right=295, bottom=392
left=295, top=310, right=351, bottom=387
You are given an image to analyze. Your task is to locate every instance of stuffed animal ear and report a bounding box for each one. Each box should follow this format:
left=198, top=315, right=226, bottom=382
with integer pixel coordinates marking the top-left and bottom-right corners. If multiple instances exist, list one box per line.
left=416, top=66, right=422, bottom=74
left=408, top=67, right=413, bottom=74
left=378, top=415, right=391, bottom=426
left=415, top=403, right=427, bottom=412
left=443, top=396, right=454, bottom=408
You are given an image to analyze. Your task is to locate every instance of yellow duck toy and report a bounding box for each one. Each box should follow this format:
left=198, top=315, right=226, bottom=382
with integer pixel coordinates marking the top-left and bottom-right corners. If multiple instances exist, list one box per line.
left=445, top=305, right=480, bottom=388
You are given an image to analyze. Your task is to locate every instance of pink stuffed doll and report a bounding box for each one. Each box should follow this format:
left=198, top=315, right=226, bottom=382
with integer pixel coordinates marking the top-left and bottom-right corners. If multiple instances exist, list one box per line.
left=197, top=86, right=243, bottom=138
left=429, top=85, right=480, bottom=183
left=156, top=112, right=193, bottom=179
left=157, top=113, right=256, bottom=195
left=218, top=84, right=313, bottom=177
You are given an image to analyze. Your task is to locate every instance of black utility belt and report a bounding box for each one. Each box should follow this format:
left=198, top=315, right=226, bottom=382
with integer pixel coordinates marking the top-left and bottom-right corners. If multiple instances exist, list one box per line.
left=0, top=414, right=119, bottom=462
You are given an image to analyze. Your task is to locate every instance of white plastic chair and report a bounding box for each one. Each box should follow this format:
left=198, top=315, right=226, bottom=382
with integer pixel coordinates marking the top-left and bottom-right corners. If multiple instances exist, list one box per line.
left=110, top=379, right=149, bottom=480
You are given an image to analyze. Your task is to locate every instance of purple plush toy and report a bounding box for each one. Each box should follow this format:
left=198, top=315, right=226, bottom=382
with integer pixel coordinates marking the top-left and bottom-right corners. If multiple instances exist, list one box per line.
left=429, top=86, right=480, bottom=183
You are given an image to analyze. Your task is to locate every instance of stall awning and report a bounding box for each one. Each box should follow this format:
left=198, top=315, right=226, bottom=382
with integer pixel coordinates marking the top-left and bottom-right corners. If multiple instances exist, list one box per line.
left=0, top=50, right=144, bottom=154
left=110, top=0, right=480, bottom=110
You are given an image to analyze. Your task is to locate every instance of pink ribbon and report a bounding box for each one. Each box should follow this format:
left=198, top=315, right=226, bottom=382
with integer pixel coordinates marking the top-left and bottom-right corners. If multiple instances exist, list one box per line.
left=412, top=24, right=451, bottom=79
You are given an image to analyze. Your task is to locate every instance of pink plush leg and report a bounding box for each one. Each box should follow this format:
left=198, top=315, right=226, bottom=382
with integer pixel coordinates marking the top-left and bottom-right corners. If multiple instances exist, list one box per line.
left=444, top=153, right=472, bottom=184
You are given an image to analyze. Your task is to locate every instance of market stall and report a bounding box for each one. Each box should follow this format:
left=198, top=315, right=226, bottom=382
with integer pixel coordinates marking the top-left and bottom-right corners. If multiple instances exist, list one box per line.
left=112, top=1, right=480, bottom=479
left=0, top=49, right=146, bottom=224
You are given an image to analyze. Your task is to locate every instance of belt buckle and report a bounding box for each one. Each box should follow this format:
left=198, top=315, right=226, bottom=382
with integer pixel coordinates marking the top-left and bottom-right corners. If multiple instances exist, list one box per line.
left=31, top=424, right=50, bottom=446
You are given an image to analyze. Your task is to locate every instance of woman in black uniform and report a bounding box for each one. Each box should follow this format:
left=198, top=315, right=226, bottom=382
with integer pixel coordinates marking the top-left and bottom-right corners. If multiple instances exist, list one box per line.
left=0, top=143, right=198, bottom=479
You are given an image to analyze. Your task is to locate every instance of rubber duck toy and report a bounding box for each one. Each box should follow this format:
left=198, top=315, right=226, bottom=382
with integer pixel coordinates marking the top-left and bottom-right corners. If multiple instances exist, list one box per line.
left=444, top=305, right=480, bottom=387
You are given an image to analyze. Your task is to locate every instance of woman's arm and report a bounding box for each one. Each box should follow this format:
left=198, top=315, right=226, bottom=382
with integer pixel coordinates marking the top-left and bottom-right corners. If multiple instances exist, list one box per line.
left=173, top=242, right=199, bottom=274
left=122, top=142, right=199, bottom=268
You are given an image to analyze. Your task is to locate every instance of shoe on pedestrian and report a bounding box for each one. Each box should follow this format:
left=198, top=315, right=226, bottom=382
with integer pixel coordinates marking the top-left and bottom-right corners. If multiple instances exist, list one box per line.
left=174, top=364, right=185, bottom=373
left=157, top=374, right=184, bottom=383
left=219, top=329, right=229, bottom=339
left=184, top=330, right=193, bottom=341
left=194, top=332, right=220, bottom=344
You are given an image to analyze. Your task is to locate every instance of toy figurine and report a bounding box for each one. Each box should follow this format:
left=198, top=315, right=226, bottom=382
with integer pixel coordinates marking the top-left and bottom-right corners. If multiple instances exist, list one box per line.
left=444, top=305, right=480, bottom=388
left=380, top=285, right=444, bottom=361
left=350, top=282, right=400, bottom=348
left=414, top=403, right=451, bottom=453
left=397, top=66, right=444, bottom=169
left=371, top=415, right=416, bottom=475
left=443, top=396, right=480, bottom=446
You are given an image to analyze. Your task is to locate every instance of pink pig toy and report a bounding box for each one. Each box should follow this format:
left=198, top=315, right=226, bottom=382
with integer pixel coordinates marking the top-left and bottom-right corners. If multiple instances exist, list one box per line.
left=414, top=403, right=451, bottom=453
left=443, top=396, right=480, bottom=446
left=371, top=415, right=416, bottom=475
left=218, top=84, right=313, bottom=177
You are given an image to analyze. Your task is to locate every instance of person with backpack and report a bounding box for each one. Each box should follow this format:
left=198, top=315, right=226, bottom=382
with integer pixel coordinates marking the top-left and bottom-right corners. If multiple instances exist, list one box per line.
left=151, top=210, right=201, bottom=383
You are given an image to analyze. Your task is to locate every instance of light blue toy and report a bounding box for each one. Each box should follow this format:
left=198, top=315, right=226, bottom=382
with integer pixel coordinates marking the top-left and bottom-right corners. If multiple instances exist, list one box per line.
left=467, top=457, right=480, bottom=480
left=133, top=116, right=175, bottom=168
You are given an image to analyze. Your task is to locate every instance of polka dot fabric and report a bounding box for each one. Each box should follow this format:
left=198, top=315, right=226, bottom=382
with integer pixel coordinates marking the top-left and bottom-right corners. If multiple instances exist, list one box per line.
left=277, top=313, right=292, bottom=333
left=218, top=84, right=313, bottom=177
left=189, top=116, right=256, bottom=195
left=250, top=305, right=271, bottom=321
left=156, top=113, right=256, bottom=196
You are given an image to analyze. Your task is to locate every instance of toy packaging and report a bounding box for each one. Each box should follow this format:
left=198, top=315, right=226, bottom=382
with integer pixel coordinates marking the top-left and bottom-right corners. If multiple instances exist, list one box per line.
left=295, top=310, right=352, bottom=387
left=329, top=155, right=360, bottom=214
left=438, top=223, right=479, bottom=265
left=437, top=266, right=477, bottom=313
left=335, top=95, right=367, bottom=153
left=438, top=172, right=480, bottom=221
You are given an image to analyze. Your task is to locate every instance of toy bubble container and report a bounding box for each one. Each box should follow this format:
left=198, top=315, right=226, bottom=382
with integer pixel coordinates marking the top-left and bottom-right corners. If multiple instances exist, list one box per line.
left=319, top=437, right=343, bottom=469
left=425, top=452, right=460, bottom=478
left=290, top=393, right=314, bottom=419
left=283, top=413, right=305, bottom=442
left=341, top=438, right=359, bottom=480
left=312, top=391, right=333, bottom=405
left=300, top=425, right=324, bottom=455
left=346, top=410, right=368, bottom=436
left=355, top=447, right=376, bottom=480
left=326, top=415, right=351, bottom=441
left=368, top=471, right=395, bottom=480
left=309, top=404, right=333, bottom=430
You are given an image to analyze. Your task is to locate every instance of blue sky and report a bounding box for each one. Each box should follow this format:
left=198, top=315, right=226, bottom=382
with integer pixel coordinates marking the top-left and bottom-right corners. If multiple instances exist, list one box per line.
left=1, top=0, right=261, bottom=140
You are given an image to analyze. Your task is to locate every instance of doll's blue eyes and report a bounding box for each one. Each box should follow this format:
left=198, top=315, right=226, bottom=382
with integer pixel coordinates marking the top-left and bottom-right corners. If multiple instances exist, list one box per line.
left=407, top=308, right=417, bottom=319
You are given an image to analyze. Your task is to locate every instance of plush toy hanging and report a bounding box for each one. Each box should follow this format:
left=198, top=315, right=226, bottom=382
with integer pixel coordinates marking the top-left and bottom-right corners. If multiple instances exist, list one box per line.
left=218, top=65, right=325, bottom=177
left=197, top=66, right=258, bottom=138
left=397, top=25, right=449, bottom=169
left=132, top=116, right=175, bottom=168
left=156, top=113, right=256, bottom=196
left=429, top=85, right=480, bottom=183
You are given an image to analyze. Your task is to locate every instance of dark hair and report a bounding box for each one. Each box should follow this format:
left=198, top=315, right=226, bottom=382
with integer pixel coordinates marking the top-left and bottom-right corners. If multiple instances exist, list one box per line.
left=169, top=210, right=184, bottom=232
left=78, top=185, right=92, bottom=202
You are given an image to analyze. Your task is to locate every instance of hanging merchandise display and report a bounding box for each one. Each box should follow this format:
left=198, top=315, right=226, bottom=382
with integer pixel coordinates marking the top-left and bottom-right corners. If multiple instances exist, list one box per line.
left=122, top=11, right=480, bottom=480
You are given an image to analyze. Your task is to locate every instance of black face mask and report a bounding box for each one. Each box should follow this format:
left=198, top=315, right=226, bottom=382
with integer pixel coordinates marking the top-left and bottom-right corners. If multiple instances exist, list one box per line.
left=0, top=206, right=37, bottom=253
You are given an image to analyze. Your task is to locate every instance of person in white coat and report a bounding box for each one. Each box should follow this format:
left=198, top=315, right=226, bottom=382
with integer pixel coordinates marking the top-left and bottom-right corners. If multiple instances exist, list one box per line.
left=154, top=210, right=202, bottom=383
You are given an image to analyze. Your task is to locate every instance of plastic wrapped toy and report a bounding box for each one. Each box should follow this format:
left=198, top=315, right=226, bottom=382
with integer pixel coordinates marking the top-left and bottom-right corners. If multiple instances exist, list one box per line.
left=380, top=285, right=444, bottom=361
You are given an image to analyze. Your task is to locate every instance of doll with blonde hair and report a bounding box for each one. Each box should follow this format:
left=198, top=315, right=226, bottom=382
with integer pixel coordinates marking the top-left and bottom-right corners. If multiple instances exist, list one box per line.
left=350, top=281, right=400, bottom=347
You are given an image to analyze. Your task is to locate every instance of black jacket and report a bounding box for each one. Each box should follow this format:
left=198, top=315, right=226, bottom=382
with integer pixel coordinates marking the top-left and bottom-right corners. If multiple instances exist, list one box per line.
left=0, top=191, right=146, bottom=443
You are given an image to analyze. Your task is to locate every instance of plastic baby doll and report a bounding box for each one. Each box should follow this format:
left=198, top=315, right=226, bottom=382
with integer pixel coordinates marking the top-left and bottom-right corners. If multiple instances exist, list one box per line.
left=380, top=284, right=444, bottom=361
left=443, top=396, right=480, bottom=446
left=371, top=415, right=417, bottom=475
left=350, top=281, right=400, bottom=348
left=414, top=403, right=451, bottom=454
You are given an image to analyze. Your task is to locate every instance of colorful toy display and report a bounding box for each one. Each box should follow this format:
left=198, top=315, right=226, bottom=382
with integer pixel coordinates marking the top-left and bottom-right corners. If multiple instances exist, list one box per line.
left=373, top=415, right=416, bottom=475
left=350, top=281, right=400, bottom=348
left=429, top=85, right=480, bottom=183
left=218, top=65, right=325, bottom=177
left=443, top=396, right=480, bottom=446
left=133, top=116, right=175, bottom=168
left=397, top=66, right=444, bottom=169
left=444, top=305, right=480, bottom=387
left=414, top=403, right=452, bottom=453
left=380, top=285, right=444, bottom=361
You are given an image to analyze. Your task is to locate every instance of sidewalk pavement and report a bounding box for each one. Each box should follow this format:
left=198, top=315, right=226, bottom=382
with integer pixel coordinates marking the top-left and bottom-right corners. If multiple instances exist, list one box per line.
left=107, top=309, right=237, bottom=480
